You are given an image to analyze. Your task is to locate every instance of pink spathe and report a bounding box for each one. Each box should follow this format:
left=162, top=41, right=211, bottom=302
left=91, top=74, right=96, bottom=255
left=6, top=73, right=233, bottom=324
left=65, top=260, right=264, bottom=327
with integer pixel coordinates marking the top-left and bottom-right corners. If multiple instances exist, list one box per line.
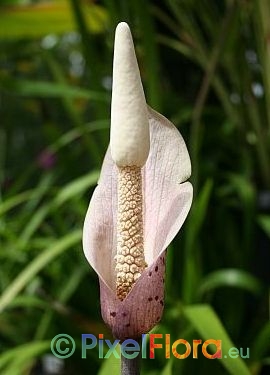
left=83, top=107, right=192, bottom=339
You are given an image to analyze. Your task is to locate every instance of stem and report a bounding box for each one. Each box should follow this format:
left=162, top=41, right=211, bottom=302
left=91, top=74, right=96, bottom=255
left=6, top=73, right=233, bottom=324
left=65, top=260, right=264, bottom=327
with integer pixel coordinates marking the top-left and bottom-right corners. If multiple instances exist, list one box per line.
left=121, top=340, right=141, bottom=375
left=131, top=0, right=162, bottom=110
left=247, top=95, right=270, bottom=187
left=190, top=2, right=235, bottom=192
left=256, top=0, right=270, bottom=132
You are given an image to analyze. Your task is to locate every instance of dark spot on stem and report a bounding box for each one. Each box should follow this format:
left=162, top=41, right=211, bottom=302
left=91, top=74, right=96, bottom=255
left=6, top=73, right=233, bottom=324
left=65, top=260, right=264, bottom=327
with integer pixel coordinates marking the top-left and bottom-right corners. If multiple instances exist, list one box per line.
left=126, top=323, right=130, bottom=327
left=148, top=272, right=152, bottom=277
left=110, top=312, right=116, bottom=317
left=155, top=266, right=158, bottom=272
left=160, top=300, right=164, bottom=306
left=155, top=296, right=159, bottom=301
left=148, top=297, right=153, bottom=302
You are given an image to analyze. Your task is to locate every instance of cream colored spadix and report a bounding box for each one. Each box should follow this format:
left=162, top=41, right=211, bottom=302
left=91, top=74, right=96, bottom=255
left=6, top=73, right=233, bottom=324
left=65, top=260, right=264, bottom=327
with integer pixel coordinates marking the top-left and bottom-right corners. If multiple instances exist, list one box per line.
left=110, top=22, right=150, bottom=167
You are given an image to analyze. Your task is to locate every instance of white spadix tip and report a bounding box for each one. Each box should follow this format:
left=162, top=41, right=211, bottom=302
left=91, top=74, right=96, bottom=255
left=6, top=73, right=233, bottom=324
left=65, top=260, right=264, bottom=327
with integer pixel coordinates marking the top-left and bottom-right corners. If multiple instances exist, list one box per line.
left=110, top=22, right=150, bottom=167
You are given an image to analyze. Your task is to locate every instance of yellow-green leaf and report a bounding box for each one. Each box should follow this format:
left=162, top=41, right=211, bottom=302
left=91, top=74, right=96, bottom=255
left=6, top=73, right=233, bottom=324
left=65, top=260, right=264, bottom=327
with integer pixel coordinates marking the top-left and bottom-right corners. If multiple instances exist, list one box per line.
left=0, top=1, right=108, bottom=39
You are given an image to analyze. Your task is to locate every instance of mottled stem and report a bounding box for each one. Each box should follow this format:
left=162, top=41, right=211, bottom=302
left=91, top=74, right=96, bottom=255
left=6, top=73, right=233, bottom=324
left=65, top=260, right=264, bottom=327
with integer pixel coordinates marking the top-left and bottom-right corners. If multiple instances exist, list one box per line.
left=121, top=340, right=141, bottom=375
left=115, top=166, right=147, bottom=300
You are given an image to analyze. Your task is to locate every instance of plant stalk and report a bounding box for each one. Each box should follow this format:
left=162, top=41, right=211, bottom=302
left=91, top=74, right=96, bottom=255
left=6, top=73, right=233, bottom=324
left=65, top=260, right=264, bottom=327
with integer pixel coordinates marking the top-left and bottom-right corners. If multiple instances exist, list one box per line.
left=121, top=354, right=140, bottom=375
left=190, top=1, right=236, bottom=192
left=121, top=339, right=141, bottom=375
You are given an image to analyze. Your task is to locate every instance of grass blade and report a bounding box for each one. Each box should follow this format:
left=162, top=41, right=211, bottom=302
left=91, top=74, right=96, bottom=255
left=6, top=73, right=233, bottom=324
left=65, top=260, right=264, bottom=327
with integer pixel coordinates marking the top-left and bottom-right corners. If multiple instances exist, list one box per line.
left=0, top=230, right=81, bottom=312
left=184, top=304, right=251, bottom=375
left=198, top=269, right=263, bottom=298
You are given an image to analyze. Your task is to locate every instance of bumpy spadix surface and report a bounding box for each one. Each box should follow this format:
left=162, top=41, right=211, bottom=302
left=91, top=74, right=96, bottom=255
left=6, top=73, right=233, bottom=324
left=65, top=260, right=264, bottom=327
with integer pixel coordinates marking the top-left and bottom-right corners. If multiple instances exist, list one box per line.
left=83, top=107, right=192, bottom=339
left=115, top=166, right=147, bottom=300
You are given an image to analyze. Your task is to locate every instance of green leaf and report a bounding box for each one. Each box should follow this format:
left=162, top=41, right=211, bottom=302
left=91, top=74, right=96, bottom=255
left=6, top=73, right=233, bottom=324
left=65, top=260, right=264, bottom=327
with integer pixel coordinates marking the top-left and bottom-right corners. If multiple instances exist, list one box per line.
left=0, top=341, right=50, bottom=371
left=0, top=190, right=33, bottom=216
left=54, top=170, right=99, bottom=206
left=182, top=179, right=213, bottom=303
left=161, top=359, right=173, bottom=375
left=198, top=269, right=263, bottom=297
left=97, top=344, right=120, bottom=375
left=48, top=120, right=109, bottom=153
left=0, top=1, right=107, bottom=39
left=0, top=230, right=81, bottom=312
left=225, top=174, right=255, bottom=204
left=186, top=179, right=213, bottom=250
left=251, top=321, right=270, bottom=360
left=0, top=78, right=109, bottom=102
left=15, top=171, right=98, bottom=250
left=258, top=215, right=270, bottom=239
left=184, top=304, right=251, bottom=375
left=8, top=295, right=48, bottom=310
left=17, top=205, right=50, bottom=249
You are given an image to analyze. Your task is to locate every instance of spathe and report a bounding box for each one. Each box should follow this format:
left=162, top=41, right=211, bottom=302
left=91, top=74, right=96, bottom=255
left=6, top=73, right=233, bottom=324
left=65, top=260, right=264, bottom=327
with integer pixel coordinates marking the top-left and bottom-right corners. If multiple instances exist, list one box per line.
left=83, top=107, right=192, bottom=339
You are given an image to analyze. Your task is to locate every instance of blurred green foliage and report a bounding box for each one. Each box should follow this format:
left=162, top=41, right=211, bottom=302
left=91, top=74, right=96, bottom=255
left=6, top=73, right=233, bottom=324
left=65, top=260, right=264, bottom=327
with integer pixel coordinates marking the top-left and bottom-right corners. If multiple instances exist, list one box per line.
left=0, top=0, right=269, bottom=374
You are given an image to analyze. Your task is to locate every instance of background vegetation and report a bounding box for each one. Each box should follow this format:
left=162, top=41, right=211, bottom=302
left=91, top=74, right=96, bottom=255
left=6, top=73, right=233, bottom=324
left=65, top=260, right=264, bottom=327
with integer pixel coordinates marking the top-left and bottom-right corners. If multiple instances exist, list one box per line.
left=0, top=0, right=269, bottom=374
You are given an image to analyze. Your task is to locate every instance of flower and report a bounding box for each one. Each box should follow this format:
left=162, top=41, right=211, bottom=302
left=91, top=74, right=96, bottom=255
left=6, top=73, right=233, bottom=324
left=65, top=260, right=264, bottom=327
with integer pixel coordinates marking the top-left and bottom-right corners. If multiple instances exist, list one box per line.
left=83, top=22, right=192, bottom=340
left=37, top=149, right=56, bottom=170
